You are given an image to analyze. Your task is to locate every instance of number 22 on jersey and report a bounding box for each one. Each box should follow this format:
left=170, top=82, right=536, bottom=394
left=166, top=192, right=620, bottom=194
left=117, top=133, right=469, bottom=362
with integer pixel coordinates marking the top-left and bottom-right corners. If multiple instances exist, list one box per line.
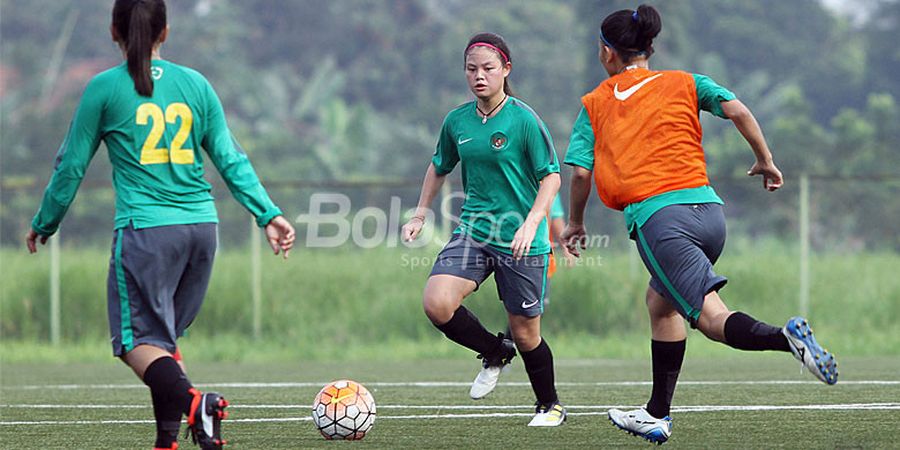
left=137, top=103, right=195, bottom=165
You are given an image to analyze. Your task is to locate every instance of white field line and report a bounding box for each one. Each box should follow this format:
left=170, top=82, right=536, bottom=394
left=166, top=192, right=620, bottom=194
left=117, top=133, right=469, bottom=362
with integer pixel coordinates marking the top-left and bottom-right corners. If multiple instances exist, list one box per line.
left=1, top=403, right=899, bottom=426
left=3, top=402, right=900, bottom=411
left=5, top=380, right=899, bottom=390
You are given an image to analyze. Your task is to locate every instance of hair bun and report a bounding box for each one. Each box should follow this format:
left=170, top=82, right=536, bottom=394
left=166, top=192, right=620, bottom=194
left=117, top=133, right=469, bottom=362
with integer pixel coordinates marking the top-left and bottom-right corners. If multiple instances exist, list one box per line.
left=635, top=4, right=662, bottom=49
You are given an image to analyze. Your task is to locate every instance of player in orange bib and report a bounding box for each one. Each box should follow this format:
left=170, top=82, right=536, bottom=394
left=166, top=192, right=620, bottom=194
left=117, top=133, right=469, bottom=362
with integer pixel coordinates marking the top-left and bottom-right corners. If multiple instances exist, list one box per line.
left=562, top=4, right=839, bottom=444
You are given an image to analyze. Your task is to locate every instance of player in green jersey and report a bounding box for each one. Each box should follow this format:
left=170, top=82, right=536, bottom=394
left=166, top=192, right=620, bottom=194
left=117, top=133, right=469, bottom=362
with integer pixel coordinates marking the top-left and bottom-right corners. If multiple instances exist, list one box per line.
left=402, top=32, right=566, bottom=427
left=25, top=1, right=294, bottom=448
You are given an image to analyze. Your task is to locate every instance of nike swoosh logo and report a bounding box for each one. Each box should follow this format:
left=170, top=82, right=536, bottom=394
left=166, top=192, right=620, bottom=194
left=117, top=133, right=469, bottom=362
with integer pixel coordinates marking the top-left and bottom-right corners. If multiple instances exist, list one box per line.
left=330, top=393, right=356, bottom=404
left=521, top=299, right=540, bottom=309
left=458, top=137, right=473, bottom=145
left=613, top=73, right=663, bottom=101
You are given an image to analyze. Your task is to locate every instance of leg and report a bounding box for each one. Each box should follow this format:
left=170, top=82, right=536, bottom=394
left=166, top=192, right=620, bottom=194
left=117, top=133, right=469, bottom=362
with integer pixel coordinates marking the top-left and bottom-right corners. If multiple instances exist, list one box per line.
left=698, top=289, right=837, bottom=384
left=425, top=274, right=508, bottom=360
left=695, top=291, right=732, bottom=343
left=644, top=288, right=686, bottom=420
left=494, top=252, right=564, bottom=426
left=647, top=287, right=686, bottom=342
left=110, top=224, right=226, bottom=449
left=173, top=347, right=186, bottom=374
left=698, top=291, right=790, bottom=351
left=423, top=274, right=477, bottom=325
left=122, top=344, right=196, bottom=449
left=508, top=313, right=541, bottom=352
left=509, top=313, right=558, bottom=407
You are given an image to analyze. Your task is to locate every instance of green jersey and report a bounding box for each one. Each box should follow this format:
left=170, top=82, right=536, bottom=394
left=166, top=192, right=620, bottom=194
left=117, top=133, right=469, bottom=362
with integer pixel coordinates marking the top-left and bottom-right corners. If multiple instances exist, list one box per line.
left=550, top=194, right=565, bottom=219
left=32, top=59, right=282, bottom=235
left=432, top=97, right=560, bottom=256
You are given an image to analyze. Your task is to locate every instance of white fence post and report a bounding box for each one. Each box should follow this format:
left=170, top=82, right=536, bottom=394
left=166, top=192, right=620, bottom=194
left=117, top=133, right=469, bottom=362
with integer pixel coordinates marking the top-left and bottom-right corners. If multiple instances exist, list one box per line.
left=49, top=232, right=61, bottom=345
left=251, top=218, right=262, bottom=340
left=799, top=173, right=810, bottom=317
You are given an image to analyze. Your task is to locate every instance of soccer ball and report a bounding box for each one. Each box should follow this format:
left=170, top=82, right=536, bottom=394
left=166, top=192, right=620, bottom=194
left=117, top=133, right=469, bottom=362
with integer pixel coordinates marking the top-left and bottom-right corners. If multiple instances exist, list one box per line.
left=311, top=379, right=376, bottom=440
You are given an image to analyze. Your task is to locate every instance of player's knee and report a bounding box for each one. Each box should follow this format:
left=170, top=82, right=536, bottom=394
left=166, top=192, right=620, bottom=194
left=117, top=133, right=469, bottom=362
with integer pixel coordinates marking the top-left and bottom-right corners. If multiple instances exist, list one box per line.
left=509, top=319, right=541, bottom=352
left=512, top=332, right=540, bottom=352
left=422, top=290, right=458, bottom=325
left=696, top=310, right=730, bottom=343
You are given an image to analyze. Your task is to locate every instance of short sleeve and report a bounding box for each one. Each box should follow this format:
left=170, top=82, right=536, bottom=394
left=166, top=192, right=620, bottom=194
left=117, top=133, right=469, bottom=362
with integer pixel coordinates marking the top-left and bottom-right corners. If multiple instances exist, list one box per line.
left=693, top=74, right=736, bottom=119
left=563, top=106, right=595, bottom=170
left=431, top=117, right=459, bottom=175
left=523, top=113, right=560, bottom=180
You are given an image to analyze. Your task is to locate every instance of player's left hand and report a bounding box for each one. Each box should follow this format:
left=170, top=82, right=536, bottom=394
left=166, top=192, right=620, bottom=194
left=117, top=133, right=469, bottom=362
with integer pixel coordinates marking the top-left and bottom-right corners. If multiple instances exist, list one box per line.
left=25, top=229, right=49, bottom=254
left=748, top=159, right=783, bottom=192
left=511, top=219, right=539, bottom=260
left=265, top=215, right=296, bottom=259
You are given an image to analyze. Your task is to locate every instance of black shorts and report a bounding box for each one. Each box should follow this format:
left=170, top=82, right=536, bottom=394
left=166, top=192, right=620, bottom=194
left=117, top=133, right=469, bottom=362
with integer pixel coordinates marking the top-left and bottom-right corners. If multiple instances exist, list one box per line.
left=107, top=222, right=217, bottom=356
left=429, top=234, right=549, bottom=317
left=632, top=203, right=728, bottom=326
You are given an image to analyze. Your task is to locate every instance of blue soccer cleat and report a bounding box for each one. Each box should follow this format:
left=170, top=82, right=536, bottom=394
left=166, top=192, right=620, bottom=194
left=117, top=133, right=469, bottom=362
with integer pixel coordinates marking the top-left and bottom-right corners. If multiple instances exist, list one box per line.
left=783, top=316, right=838, bottom=385
left=608, top=407, right=672, bottom=445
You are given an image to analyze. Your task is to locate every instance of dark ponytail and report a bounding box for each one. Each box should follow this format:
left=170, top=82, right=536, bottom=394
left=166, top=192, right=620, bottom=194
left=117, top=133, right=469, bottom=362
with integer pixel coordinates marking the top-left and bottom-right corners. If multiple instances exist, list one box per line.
left=600, top=4, right=662, bottom=63
left=112, top=0, right=167, bottom=97
left=465, top=32, right=515, bottom=97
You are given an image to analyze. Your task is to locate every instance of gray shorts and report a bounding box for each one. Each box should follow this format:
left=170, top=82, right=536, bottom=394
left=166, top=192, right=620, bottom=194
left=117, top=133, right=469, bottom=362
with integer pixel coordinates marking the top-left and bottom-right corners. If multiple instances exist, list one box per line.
left=430, top=234, right=549, bottom=317
left=632, top=203, right=728, bottom=326
left=107, top=222, right=217, bottom=356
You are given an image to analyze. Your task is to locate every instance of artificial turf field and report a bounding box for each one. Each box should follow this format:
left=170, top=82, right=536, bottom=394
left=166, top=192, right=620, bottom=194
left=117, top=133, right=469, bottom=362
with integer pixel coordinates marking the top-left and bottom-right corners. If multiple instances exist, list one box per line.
left=1, top=356, right=898, bottom=449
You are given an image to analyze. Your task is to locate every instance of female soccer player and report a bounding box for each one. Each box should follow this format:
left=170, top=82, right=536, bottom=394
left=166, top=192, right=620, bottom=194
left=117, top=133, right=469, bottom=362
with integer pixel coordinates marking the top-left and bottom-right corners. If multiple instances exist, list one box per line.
left=401, top=32, right=566, bottom=427
left=25, top=1, right=295, bottom=448
left=562, top=5, right=838, bottom=444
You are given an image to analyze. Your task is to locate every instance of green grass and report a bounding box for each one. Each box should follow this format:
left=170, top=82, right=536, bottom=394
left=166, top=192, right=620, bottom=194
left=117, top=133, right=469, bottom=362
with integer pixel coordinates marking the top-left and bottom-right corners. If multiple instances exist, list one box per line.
left=1, top=357, right=898, bottom=448
left=2, top=245, right=899, bottom=360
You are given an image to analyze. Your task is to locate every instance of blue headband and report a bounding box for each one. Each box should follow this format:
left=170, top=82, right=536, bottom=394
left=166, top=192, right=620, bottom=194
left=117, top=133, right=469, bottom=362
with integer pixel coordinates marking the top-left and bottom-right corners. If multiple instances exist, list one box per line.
left=600, top=27, right=648, bottom=55
left=632, top=11, right=639, bottom=22
left=599, top=28, right=616, bottom=50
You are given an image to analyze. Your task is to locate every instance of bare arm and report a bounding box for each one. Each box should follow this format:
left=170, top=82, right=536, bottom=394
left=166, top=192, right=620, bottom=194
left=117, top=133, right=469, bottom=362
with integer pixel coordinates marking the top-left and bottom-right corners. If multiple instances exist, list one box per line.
left=402, top=163, right=447, bottom=242
left=561, top=166, right=593, bottom=257
left=511, top=172, right=561, bottom=259
left=721, top=99, right=783, bottom=191
left=567, top=166, right=592, bottom=225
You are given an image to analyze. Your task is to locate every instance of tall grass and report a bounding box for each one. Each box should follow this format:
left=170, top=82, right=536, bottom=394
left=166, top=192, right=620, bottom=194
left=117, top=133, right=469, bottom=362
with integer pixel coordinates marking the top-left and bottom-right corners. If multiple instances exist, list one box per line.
left=2, top=244, right=898, bottom=362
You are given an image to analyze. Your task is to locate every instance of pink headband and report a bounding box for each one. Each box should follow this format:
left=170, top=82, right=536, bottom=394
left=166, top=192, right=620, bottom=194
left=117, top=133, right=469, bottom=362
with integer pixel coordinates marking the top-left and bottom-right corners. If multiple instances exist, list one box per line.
left=466, top=42, right=509, bottom=63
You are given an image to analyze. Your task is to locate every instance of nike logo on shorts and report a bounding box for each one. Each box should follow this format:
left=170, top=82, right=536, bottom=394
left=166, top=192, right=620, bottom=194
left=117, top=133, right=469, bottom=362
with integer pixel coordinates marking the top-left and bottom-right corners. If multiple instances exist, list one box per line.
left=521, top=299, right=540, bottom=309
left=614, top=73, right=663, bottom=101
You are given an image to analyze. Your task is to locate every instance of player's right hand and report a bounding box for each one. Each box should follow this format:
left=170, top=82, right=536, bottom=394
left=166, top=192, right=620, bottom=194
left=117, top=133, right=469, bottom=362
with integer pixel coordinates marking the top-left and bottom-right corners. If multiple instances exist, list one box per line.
left=561, top=223, right=587, bottom=258
left=25, top=229, right=49, bottom=254
left=401, top=217, right=425, bottom=242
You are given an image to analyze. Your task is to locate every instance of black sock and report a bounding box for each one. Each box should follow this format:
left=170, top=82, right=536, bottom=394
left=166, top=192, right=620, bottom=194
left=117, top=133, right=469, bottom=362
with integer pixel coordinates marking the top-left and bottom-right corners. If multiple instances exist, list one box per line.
left=435, top=306, right=503, bottom=356
left=520, top=338, right=558, bottom=405
left=724, top=312, right=791, bottom=352
left=143, top=357, right=196, bottom=447
left=645, top=340, right=685, bottom=419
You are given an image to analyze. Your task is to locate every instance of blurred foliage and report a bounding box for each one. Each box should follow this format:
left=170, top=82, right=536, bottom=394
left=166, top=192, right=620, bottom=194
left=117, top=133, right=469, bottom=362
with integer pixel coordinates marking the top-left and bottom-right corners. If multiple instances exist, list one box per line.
left=1, top=0, right=898, bottom=249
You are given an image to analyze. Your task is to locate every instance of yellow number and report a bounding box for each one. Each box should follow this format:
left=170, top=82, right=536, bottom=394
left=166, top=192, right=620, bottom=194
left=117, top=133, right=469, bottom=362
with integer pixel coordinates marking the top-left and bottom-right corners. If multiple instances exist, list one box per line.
left=136, top=103, right=168, bottom=164
left=136, top=103, right=195, bottom=165
left=166, top=103, right=194, bottom=164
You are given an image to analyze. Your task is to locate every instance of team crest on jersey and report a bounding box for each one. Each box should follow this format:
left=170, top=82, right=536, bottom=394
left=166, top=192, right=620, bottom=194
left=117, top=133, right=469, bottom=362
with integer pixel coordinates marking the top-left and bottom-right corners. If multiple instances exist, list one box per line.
left=490, top=132, right=508, bottom=150
left=151, top=67, right=164, bottom=80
